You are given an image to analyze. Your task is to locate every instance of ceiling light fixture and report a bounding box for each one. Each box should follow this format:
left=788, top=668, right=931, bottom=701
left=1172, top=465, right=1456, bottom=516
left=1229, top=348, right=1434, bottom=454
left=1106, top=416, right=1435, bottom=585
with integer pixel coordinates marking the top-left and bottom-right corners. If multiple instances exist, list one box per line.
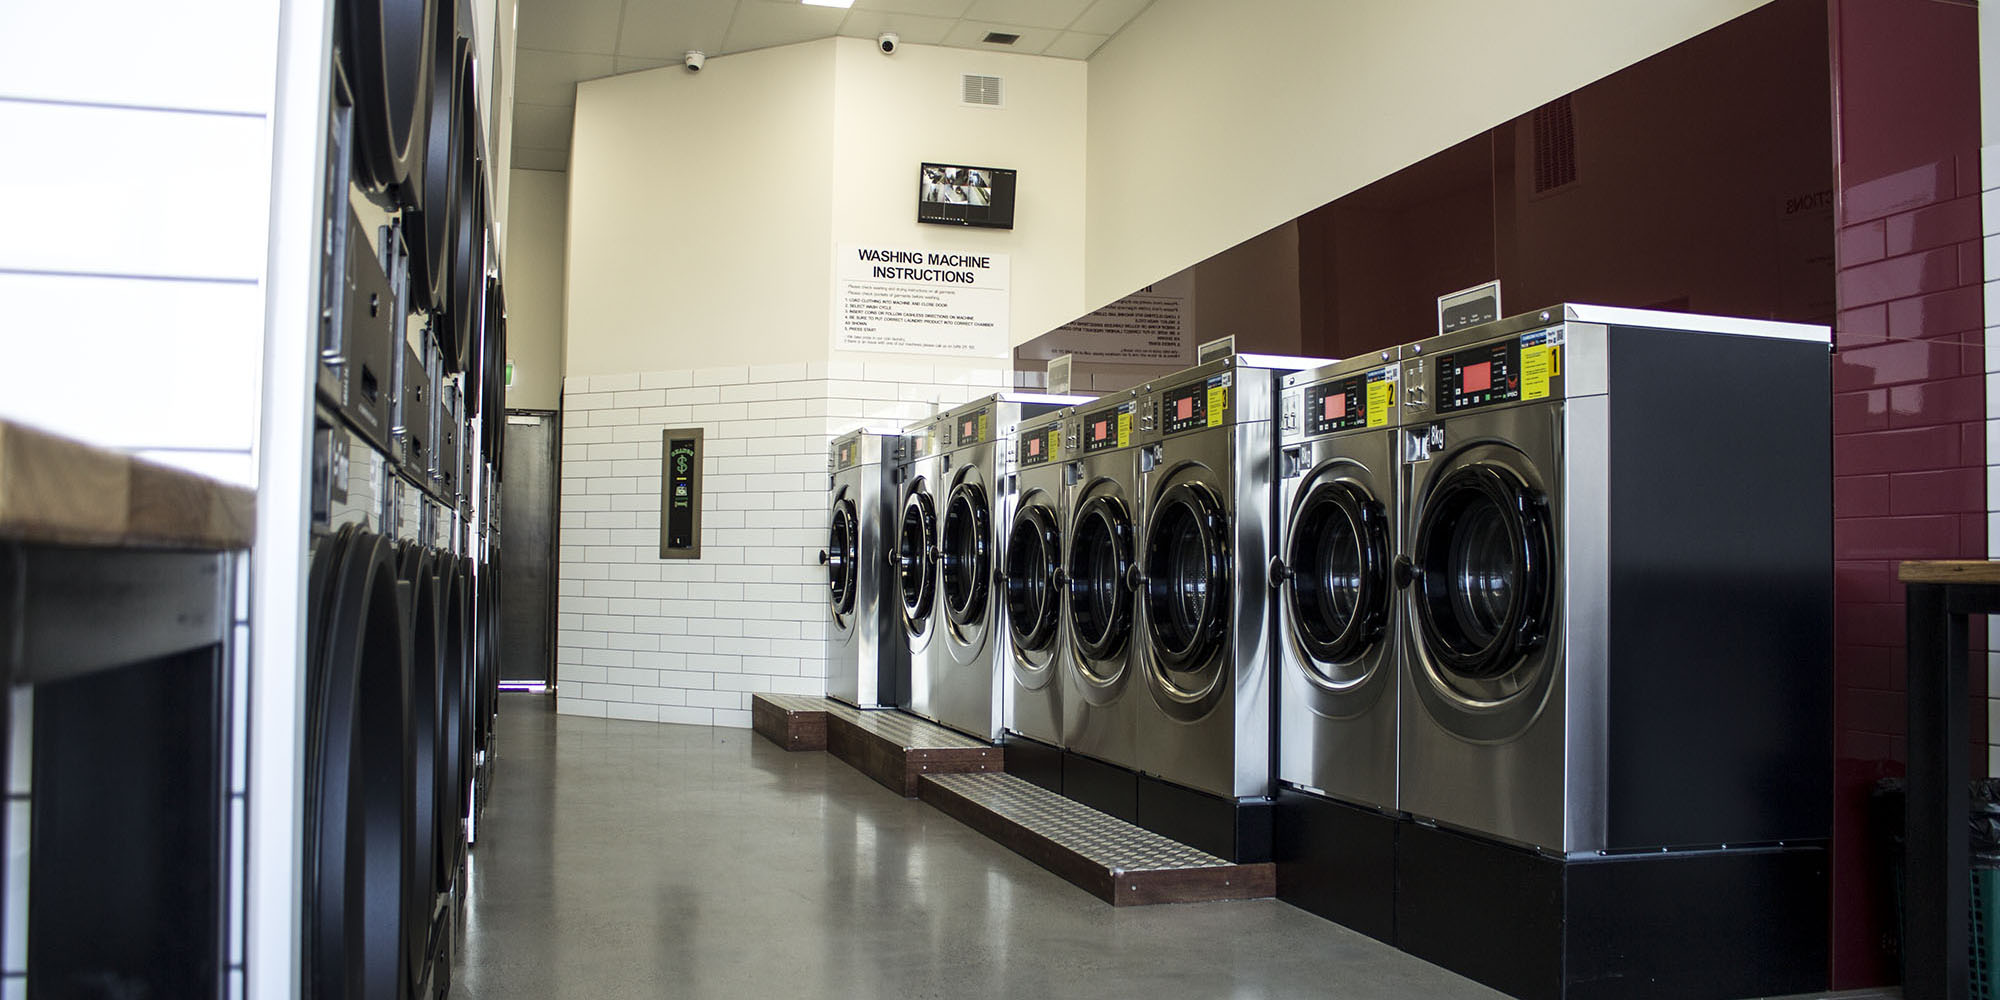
left=801, top=0, right=855, bottom=7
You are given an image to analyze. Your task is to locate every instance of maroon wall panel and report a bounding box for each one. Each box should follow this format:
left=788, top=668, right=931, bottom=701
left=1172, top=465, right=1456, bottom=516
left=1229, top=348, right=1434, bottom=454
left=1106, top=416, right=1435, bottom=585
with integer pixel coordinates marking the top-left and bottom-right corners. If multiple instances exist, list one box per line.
left=1828, top=0, right=1985, bottom=987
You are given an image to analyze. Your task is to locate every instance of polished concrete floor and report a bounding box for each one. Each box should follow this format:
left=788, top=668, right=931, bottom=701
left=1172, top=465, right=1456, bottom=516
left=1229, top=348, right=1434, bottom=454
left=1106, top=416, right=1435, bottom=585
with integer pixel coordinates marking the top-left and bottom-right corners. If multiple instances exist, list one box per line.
left=450, top=694, right=1510, bottom=1000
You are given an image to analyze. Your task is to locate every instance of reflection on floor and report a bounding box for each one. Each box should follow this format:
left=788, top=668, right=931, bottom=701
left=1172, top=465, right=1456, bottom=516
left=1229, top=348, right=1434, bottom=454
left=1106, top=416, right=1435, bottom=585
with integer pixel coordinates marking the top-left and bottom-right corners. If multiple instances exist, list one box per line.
left=451, top=694, right=1504, bottom=1000
left=452, top=695, right=1904, bottom=1000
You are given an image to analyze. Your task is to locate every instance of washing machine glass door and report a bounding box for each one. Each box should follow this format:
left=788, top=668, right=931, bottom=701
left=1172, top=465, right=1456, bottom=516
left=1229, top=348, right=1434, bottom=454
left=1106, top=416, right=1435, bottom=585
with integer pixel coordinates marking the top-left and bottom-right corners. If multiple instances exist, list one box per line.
left=1142, top=480, right=1232, bottom=717
left=897, top=484, right=938, bottom=633
left=1411, top=461, right=1553, bottom=695
left=941, top=480, right=991, bottom=628
left=1005, top=502, right=1061, bottom=653
left=1068, top=491, right=1135, bottom=673
left=827, top=498, right=858, bottom=618
left=1287, top=477, right=1390, bottom=674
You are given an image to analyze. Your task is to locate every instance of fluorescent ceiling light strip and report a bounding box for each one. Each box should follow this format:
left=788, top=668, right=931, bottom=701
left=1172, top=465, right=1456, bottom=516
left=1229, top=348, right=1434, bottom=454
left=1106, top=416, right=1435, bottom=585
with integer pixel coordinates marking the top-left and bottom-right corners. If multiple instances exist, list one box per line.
left=498, top=682, right=549, bottom=692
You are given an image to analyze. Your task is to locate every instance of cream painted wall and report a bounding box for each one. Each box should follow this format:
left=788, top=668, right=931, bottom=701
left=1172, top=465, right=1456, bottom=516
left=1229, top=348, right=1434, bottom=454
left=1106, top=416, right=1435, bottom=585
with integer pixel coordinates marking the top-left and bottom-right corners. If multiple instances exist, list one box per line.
left=566, top=42, right=836, bottom=378
left=828, top=37, right=1087, bottom=354
left=566, top=38, right=1089, bottom=378
left=504, top=168, right=567, bottom=411
left=1084, top=0, right=1776, bottom=311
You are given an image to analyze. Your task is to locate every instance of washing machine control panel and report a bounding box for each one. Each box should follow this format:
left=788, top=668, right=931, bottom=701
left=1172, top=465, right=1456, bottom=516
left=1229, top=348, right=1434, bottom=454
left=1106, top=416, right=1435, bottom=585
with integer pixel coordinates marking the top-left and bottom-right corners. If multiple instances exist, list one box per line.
left=1018, top=421, right=1061, bottom=466
left=1428, top=328, right=1564, bottom=415
left=1300, top=365, right=1397, bottom=435
left=1081, top=402, right=1134, bottom=453
left=1159, top=372, right=1230, bottom=436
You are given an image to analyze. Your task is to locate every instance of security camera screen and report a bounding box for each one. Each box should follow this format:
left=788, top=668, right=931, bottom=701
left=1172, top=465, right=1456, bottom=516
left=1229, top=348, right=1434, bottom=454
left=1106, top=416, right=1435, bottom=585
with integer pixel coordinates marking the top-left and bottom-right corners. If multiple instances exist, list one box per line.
left=917, top=162, right=1017, bottom=229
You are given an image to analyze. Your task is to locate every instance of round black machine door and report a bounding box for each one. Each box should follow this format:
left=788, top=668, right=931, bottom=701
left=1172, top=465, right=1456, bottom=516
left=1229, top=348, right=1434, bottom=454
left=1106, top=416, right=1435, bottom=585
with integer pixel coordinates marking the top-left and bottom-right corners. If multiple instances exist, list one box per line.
left=897, top=485, right=938, bottom=632
left=1286, top=477, right=1391, bottom=670
left=1409, top=462, right=1554, bottom=691
left=1068, top=490, right=1135, bottom=673
left=1143, top=480, right=1231, bottom=674
left=826, top=498, right=859, bottom=618
left=940, top=480, right=991, bottom=628
left=1006, top=501, right=1062, bottom=654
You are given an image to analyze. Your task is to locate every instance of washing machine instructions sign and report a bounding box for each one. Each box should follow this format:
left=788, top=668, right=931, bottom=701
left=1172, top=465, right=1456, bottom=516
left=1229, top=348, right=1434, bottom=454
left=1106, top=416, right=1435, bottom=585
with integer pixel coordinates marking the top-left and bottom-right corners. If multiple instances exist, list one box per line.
left=833, top=244, right=1009, bottom=357
left=1520, top=327, right=1563, bottom=401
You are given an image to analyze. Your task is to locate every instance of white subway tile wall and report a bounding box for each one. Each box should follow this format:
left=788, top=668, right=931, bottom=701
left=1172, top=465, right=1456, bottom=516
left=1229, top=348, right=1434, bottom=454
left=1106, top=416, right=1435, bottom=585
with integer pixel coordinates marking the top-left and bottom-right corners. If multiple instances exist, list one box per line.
left=555, top=360, right=1010, bottom=726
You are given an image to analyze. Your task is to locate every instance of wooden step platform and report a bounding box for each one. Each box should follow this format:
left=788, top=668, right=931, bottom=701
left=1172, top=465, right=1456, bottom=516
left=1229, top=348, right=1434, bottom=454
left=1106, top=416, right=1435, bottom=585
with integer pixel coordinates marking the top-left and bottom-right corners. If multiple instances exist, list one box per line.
left=749, top=694, right=1002, bottom=796
left=920, top=772, right=1276, bottom=906
left=750, top=693, right=830, bottom=751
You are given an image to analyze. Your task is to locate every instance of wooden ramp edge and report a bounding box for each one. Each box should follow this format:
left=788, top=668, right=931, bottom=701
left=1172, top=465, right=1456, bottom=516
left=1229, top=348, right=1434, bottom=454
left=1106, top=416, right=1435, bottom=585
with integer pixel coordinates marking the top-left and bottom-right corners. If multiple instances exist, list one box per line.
left=750, top=694, right=828, bottom=751
left=919, top=772, right=1275, bottom=907
left=750, top=694, right=1003, bottom=796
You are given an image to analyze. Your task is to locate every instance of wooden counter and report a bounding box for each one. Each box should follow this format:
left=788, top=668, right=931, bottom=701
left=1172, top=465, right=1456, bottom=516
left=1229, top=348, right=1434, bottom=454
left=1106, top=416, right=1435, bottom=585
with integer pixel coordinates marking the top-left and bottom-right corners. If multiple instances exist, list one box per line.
left=0, top=420, right=255, bottom=550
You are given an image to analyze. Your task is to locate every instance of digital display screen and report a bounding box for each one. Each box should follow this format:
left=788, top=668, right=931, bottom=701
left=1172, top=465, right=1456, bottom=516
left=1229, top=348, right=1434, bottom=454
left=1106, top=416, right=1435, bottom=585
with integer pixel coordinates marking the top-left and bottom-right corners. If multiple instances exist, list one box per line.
left=1019, top=426, right=1054, bottom=466
left=1083, top=406, right=1125, bottom=453
left=1162, top=381, right=1208, bottom=436
left=917, top=162, right=1018, bottom=230
left=1436, top=340, right=1522, bottom=413
left=1304, top=375, right=1368, bottom=435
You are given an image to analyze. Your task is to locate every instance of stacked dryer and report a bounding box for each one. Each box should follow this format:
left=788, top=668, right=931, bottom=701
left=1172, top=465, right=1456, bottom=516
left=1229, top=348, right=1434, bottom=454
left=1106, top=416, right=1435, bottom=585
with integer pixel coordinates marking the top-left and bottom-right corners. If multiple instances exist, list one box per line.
left=896, top=393, right=1090, bottom=742
left=305, top=0, right=509, bottom=992
left=824, top=430, right=907, bottom=709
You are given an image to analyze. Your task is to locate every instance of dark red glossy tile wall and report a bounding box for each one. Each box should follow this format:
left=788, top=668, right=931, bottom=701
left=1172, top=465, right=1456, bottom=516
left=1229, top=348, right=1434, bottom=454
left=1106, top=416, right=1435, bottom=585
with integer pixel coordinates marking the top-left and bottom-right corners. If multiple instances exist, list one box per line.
left=1828, top=0, right=1985, bottom=987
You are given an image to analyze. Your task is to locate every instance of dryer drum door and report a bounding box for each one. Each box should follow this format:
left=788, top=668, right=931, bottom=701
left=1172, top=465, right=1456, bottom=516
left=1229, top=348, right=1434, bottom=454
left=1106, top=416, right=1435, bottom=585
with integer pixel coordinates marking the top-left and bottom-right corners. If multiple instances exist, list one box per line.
left=827, top=499, right=859, bottom=618
left=896, top=486, right=938, bottom=633
left=1410, top=463, right=1553, bottom=684
left=304, top=527, right=413, bottom=1000
left=940, top=481, right=991, bottom=628
left=1287, top=478, right=1390, bottom=667
left=439, top=558, right=470, bottom=882
left=340, top=0, right=436, bottom=199
left=1067, top=491, right=1134, bottom=670
left=1143, top=480, right=1232, bottom=673
left=395, top=544, right=442, bottom=997
left=1005, top=503, right=1061, bottom=653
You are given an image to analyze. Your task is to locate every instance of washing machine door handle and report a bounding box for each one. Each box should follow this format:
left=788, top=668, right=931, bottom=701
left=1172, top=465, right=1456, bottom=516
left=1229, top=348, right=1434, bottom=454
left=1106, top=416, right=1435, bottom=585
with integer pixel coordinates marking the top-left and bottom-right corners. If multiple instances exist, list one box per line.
left=1267, top=556, right=1291, bottom=590
left=817, top=550, right=829, bottom=565
left=1125, top=563, right=1147, bottom=591
left=1393, top=554, right=1418, bottom=589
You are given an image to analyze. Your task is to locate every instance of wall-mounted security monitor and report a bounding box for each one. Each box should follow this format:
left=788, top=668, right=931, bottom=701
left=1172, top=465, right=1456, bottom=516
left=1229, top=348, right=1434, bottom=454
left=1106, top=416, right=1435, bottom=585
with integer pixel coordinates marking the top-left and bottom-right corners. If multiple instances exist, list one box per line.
left=917, top=162, right=1016, bottom=229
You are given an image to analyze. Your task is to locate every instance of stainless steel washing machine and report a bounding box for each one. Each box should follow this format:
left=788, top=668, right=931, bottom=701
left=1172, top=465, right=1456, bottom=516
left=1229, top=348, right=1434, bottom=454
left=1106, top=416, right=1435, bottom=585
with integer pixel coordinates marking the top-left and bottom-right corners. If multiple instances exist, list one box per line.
left=1394, top=304, right=1832, bottom=855
left=1003, top=407, right=1075, bottom=747
left=824, top=430, right=906, bottom=710
left=893, top=422, right=944, bottom=717
left=1061, top=391, right=1146, bottom=772
left=907, top=394, right=1091, bottom=741
left=1273, top=350, right=1401, bottom=812
left=1129, top=354, right=1330, bottom=801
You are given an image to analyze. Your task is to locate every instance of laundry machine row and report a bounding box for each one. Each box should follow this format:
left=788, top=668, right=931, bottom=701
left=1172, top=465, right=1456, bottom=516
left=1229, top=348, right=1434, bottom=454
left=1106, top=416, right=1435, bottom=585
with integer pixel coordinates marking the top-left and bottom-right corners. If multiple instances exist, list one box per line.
left=892, top=393, right=1094, bottom=742
left=1268, top=305, right=1833, bottom=1000
left=305, top=0, right=510, bottom=992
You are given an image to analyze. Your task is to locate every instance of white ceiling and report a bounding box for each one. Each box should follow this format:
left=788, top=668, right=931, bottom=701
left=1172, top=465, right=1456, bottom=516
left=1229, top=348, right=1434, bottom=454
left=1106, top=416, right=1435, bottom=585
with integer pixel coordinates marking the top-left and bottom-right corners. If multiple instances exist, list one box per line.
left=510, top=0, right=1156, bottom=172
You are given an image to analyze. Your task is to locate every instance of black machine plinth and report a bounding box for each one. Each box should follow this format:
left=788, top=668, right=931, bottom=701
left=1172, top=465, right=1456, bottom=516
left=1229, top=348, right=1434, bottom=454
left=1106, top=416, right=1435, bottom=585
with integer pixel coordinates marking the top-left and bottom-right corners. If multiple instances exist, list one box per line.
left=1394, top=821, right=1829, bottom=1000
left=1273, top=787, right=1396, bottom=945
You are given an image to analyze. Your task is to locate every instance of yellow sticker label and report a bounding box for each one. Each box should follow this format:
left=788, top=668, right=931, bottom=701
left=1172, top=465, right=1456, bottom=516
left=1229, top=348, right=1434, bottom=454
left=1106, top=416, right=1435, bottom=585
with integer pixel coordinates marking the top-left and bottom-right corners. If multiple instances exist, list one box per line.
left=1117, top=410, right=1132, bottom=447
left=1366, top=379, right=1393, bottom=428
left=978, top=413, right=990, bottom=442
left=1048, top=429, right=1061, bottom=460
left=1206, top=385, right=1228, bottom=427
left=1522, top=344, right=1558, bottom=401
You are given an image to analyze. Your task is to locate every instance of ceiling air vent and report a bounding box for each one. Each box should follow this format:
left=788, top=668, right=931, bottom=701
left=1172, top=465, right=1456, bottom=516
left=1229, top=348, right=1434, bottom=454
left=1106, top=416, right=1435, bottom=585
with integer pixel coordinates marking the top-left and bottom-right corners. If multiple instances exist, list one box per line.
left=1531, top=95, right=1578, bottom=195
left=982, top=32, right=1020, bottom=45
left=961, top=74, right=1004, bottom=108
